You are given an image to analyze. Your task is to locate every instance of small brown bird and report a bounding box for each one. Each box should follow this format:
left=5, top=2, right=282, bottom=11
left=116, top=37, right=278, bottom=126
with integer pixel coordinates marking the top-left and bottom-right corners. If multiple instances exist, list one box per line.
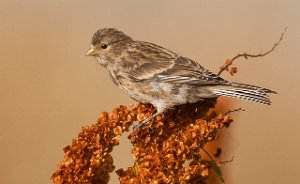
left=86, top=28, right=276, bottom=130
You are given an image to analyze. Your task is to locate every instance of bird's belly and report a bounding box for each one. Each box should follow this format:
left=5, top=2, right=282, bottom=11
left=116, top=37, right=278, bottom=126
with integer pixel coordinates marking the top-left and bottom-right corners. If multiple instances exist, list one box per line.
left=118, top=80, right=166, bottom=103
left=118, top=80, right=197, bottom=107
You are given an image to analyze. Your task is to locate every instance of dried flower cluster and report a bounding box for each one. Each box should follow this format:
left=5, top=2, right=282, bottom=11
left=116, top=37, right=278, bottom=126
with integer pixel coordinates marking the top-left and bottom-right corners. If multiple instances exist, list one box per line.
left=51, top=99, right=233, bottom=184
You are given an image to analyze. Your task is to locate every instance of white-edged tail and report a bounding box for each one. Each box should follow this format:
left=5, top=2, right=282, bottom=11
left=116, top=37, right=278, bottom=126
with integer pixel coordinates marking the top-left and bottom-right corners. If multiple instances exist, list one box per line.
left=212, top=82, right=276, bottom=105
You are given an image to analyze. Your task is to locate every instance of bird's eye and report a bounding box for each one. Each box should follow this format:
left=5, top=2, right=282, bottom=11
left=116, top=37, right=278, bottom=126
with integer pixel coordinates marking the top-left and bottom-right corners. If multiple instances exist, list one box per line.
left=101, top=44, right=108, bottom=49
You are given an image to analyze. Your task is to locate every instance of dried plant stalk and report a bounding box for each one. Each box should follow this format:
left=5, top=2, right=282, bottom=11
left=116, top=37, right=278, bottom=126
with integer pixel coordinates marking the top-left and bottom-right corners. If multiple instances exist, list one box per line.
left=217, top=27, right=287, bottom=76
left=51, top=99, right=233, bottom=184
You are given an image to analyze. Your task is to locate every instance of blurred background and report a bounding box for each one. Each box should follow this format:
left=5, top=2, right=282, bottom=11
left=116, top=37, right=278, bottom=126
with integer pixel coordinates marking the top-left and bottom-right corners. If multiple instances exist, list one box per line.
left=1, top=0, right=299, bottom=183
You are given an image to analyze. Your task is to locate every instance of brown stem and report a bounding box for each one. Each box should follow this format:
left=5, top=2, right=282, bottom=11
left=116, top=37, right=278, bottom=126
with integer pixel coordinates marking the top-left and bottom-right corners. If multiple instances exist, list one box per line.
left=224, top=107, right=245, bottom=115
left=217, top=27, right=287, bottom=76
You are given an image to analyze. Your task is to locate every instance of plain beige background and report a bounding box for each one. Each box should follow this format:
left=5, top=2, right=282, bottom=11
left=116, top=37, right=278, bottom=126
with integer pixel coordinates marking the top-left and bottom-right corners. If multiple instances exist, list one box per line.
left=1, top=0, right=299, bottom=183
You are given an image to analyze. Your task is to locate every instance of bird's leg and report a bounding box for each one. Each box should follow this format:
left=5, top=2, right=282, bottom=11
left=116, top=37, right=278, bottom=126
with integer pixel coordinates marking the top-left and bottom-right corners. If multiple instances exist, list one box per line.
left=133, top=111, right=161, bottom=131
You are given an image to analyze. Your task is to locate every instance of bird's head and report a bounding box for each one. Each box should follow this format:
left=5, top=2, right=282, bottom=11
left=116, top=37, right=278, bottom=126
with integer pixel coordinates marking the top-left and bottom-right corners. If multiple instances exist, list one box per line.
left=86, top=28, right=133, bottom=66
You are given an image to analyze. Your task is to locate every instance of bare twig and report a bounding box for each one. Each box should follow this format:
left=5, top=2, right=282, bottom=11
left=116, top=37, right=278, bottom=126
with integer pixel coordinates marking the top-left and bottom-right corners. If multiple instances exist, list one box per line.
left=219, top=156, right=235, bottom=165
left=225, top=107, right=245, bottom=115
left=217, top=27, right=287, bottom=76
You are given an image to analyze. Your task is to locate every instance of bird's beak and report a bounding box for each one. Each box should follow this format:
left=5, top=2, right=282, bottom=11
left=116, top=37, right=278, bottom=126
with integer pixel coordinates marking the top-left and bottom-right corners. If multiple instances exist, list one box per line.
left=86, top=48, right=96, bottom=56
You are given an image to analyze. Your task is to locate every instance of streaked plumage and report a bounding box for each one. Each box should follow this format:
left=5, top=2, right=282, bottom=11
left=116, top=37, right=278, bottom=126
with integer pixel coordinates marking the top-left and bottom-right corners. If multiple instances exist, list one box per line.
left=86, top=28, right=276, bottom=129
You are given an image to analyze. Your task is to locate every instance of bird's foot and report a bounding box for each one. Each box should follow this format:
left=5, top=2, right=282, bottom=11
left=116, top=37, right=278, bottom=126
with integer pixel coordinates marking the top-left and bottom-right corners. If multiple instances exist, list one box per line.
left=133, top=122, right=154, bottom=133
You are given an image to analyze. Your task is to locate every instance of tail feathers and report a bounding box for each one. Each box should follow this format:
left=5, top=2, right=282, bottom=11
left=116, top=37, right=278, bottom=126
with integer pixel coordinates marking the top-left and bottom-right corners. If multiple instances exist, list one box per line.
left=231, top=82, right=277, bottom=94
left=212, top=83, right=276, bottom=105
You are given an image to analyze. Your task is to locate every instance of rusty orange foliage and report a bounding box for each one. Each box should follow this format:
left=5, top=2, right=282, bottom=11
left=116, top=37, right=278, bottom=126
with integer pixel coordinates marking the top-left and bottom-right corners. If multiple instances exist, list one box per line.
left=51, top=99, right=233, bottom=184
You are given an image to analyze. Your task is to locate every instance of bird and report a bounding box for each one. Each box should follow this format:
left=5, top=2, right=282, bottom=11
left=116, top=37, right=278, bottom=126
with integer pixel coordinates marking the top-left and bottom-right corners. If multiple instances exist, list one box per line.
left=86, top=28, right=276, bottom=130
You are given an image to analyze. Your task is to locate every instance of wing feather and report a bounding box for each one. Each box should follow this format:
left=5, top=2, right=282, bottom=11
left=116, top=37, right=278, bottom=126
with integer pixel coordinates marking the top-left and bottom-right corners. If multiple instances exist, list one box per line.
left=118, top=41, right=175, bottom=81
left=157, top=56, right=228, bottom=85
left=119, top=41, right=228, bottom=85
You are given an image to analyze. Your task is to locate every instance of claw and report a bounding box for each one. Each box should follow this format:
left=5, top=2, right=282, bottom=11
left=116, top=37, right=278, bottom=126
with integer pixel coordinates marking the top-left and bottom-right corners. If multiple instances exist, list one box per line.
left=130, top=125, right=154, bottom=144
left=132, top=111, right=161, bottom=134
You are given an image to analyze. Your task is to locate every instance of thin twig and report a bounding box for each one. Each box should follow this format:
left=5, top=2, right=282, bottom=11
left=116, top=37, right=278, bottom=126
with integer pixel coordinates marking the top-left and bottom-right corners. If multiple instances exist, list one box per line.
left=225, top=107, right=245, bottom=115
left=217, top=27, right=288, bottom=76
left=219, top=156, right=235, bottom=165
